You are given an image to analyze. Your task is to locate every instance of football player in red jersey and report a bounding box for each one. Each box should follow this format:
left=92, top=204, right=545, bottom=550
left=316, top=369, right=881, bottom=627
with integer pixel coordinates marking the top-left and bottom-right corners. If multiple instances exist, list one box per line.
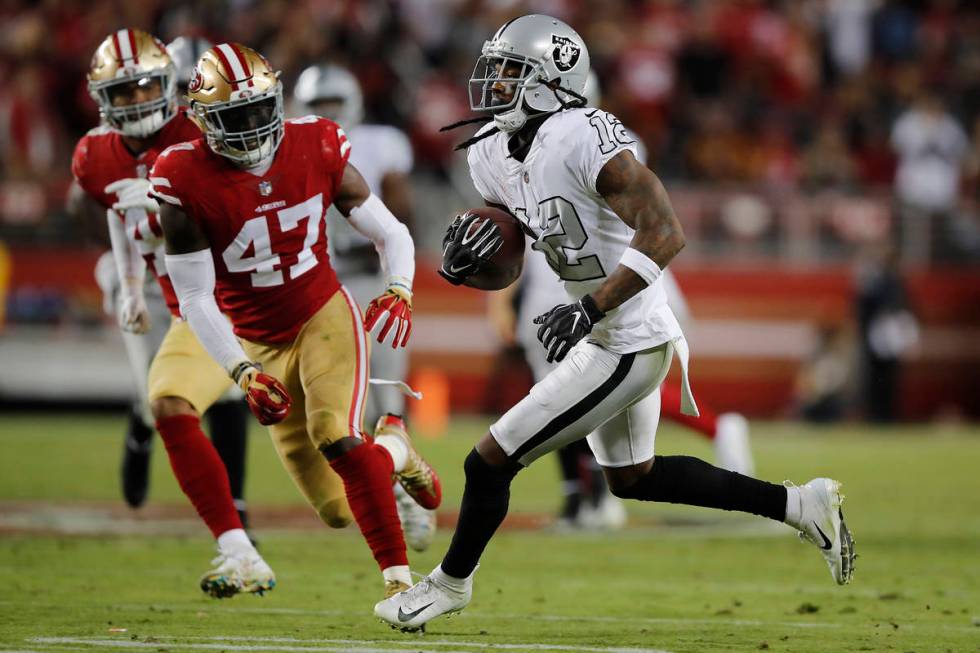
left=69, top=29, right=272, bottom=598
left=152, top=43, right=441, bottom=599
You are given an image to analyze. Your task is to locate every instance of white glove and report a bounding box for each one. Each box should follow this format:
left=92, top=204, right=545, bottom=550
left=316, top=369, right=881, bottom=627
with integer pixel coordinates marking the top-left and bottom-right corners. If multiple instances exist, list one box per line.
left=119, top=290, right=151, bottom=334
left=93, top=251, right=120, bottom=316
left=104, top=178, right=160, bottom=214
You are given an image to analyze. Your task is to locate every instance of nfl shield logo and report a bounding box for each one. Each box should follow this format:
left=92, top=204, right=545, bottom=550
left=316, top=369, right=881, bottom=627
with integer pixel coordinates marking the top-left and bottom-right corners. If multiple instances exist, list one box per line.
left=258, top=181, right=272, bottom=196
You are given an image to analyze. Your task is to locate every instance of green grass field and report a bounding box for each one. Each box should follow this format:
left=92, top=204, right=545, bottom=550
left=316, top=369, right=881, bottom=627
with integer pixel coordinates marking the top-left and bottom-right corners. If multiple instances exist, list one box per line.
left=1, top=413, right=978, bottom=653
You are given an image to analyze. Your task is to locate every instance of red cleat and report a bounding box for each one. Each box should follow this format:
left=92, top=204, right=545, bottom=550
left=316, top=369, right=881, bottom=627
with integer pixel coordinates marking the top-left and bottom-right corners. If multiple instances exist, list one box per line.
left=375, top=414, right=442, bottom=510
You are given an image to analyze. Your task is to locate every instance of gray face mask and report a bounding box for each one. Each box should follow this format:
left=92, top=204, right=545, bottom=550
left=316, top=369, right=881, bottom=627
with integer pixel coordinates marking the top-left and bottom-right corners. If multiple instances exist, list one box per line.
left=92, top=71, right=177, bottom=138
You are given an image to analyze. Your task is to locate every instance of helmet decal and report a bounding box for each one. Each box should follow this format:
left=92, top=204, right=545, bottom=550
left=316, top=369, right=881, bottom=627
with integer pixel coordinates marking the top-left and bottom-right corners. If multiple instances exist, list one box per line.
left=552, top=34, right=580, bottom=72
left=188, top=66, right=203, bottom=93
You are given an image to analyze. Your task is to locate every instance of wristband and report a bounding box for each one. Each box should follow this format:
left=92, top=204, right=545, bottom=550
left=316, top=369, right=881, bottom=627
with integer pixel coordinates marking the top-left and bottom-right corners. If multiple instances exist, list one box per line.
left=619, top=247, right=662, bottom=286
left=580, top=294, right=606, bottom=324
left=230, top=360, right=260, bottom=384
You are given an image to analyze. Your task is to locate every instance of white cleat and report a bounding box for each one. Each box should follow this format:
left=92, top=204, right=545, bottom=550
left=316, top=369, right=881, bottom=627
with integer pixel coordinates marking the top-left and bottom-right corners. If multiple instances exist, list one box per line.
left=578, top=492, right=627, bottom=531
left=715, top=413, right=755, bottom=476
left=788, top=477, right=855, bottom=585
left=200, top=546, right=276, bottom=599
left=374, top=571, right=471, bottom=631
left=394, top=482, right=436, bottom=552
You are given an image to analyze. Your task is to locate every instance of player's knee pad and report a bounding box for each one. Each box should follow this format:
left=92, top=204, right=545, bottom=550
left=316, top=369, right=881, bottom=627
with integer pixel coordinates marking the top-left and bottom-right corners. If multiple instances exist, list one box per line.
left=463, top=448, right=521, bottom=490
left=316, top=497, right=353, bottom=529
left=317, top=434, right=362, bottom=461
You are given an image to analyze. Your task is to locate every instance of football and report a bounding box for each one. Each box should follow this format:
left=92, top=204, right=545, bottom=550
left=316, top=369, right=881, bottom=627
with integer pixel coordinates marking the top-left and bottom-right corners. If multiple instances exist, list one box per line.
left=459, top=207, right=526, bottom=291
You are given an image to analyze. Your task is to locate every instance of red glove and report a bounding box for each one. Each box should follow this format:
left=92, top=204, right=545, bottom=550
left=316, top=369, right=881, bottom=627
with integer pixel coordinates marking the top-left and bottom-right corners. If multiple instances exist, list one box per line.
left=364, top=285, right=412, bottom=349
left=232, top=363, right=292, bottom=425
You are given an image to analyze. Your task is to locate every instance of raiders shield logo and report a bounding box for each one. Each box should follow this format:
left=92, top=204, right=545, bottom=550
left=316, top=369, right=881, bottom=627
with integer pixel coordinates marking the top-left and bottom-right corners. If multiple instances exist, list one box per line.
left=552, top=35, right=581, bottom=72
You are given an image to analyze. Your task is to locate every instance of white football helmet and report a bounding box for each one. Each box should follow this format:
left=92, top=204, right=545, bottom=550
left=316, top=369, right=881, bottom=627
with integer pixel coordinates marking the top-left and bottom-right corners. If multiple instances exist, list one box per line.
left=293, top=64, right=363, bottom=128
left=583, top=69, right=601, bottom=108
left=470, top=14, right=590, bottom=133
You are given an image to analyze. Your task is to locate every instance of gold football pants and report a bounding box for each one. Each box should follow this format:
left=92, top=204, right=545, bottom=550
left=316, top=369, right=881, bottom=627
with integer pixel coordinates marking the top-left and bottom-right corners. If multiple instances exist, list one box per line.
left=242, top=288, right=371, bottom=529
left=148, top=317, right=234, bottom=413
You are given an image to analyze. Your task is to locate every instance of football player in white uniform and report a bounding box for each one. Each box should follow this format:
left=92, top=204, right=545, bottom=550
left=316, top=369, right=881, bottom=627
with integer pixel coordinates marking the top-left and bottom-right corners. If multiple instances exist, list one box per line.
left=487, top=72, right=753, bottom=530
left=293, top=64, right=435, bottom=553
left=375, top=15, right=854, bottom=630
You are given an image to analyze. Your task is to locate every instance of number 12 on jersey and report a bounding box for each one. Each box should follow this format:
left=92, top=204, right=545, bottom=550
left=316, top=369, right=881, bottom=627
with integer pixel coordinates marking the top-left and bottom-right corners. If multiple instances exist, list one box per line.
left=222, top=193, right=324, bottom=288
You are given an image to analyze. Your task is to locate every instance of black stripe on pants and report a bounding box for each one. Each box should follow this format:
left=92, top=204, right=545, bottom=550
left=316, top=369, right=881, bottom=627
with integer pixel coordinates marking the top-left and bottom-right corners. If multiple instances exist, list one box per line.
left=511, top=352, right=636, bottom=462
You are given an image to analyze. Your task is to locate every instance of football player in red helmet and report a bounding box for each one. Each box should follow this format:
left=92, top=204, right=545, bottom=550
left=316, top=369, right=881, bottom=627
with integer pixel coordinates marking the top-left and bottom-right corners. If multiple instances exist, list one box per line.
left=153, top=43, right=440, bottom=599
left=69, top=29, right=268, bottom=598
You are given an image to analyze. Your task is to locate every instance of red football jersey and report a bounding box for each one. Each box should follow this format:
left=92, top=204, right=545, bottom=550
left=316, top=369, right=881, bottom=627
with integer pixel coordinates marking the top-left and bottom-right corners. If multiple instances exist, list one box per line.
left=71, top=108, right=202, bottom=316
left=149, top=116, right=350, bottom=343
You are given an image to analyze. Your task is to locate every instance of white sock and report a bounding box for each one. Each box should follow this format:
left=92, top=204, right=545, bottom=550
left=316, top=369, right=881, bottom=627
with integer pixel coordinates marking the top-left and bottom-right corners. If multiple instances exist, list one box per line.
left=382, top=565, right=412, bottom=586
left=375, top=435, right=408, bottom=473
left=431, top=564, right=474, bottom=592
left=784, top=486, right=803, bottom=528
left=217, top=528, right=253, bottom=554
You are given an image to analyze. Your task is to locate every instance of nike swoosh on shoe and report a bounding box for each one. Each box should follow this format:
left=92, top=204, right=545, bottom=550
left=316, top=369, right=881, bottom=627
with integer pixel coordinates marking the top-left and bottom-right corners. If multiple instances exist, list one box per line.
left=813, top=522, right=833, bottom=550
left=398, top=602, right=435, bottom=622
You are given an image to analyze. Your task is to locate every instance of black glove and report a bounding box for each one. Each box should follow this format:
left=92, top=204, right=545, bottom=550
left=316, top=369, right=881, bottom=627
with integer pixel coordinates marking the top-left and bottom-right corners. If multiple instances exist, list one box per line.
left=438, top=212, right=503, bottom=285
left=533, top=294, right=606, bottom=363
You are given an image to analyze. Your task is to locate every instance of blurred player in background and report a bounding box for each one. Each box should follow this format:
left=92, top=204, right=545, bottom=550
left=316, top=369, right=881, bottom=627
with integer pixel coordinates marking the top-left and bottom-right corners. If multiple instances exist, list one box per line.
left=69, top=30, right=270, bottom=597
left=487, top=72, right=753, bottom=530
left=292, top=64, right=434, bottom=551
left=378, top=15, right=854, bottom=631
left=167, top=36, right=213, bottom=99
left=152, top=43, right=441, bottom=600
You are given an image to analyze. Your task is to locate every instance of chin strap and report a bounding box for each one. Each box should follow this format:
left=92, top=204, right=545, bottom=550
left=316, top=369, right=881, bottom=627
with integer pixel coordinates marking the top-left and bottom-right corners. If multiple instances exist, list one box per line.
left=440, top=78, right=589, bottom=151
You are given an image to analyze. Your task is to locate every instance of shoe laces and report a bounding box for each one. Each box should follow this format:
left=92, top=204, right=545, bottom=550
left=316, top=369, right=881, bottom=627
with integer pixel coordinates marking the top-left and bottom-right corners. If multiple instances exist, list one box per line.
left=403, top=574, right=436, bottom=600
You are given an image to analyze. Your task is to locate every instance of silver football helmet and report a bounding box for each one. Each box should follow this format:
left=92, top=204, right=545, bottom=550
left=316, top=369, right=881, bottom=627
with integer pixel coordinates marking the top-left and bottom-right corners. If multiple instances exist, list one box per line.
left=582, top=69, right=601, bottom=108
left=293, top=64, right=363, bottom=128
left=470, top=14, right=590, bottom=133
left=167, top=36, right=213, bottom=94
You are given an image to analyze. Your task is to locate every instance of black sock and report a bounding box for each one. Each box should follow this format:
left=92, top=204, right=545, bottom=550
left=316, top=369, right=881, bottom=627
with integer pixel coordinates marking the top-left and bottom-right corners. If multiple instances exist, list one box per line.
left=559, top=490, right=582, bottom=520
left=556, top=443, right=583, bottom=518
left=619, top=455, right=787, bottom=521
left=207, top=400, right=249, bottom=502
left=441, top=449, right=521, bottom=578
left=588, top=466, right=608, bottom=509
left=127, top=408, right=154, bottom=447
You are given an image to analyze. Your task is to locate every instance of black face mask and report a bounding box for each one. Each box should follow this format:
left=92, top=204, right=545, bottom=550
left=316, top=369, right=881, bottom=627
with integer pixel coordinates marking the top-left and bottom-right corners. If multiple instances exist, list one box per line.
left=214, top=97, right=276, bottom=132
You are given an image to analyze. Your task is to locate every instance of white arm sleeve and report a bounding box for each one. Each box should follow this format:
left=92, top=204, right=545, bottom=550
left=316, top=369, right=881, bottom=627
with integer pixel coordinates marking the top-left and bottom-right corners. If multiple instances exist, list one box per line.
left=346, top=193, right=415, bottom=290
left=106, top=209, right=146, bottom=296
left=164, top=249, right=249, bottom=374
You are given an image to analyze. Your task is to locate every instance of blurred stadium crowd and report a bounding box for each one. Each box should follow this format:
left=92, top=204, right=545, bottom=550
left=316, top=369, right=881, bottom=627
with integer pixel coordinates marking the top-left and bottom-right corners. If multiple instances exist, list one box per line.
left=1, top=0, right=979, bottom=263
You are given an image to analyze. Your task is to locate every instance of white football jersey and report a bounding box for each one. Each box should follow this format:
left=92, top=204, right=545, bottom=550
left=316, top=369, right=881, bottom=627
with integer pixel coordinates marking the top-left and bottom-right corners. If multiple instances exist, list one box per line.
left=468, top=108, right=683, bottom=353
left=326, top=123, right=413, bottom=272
